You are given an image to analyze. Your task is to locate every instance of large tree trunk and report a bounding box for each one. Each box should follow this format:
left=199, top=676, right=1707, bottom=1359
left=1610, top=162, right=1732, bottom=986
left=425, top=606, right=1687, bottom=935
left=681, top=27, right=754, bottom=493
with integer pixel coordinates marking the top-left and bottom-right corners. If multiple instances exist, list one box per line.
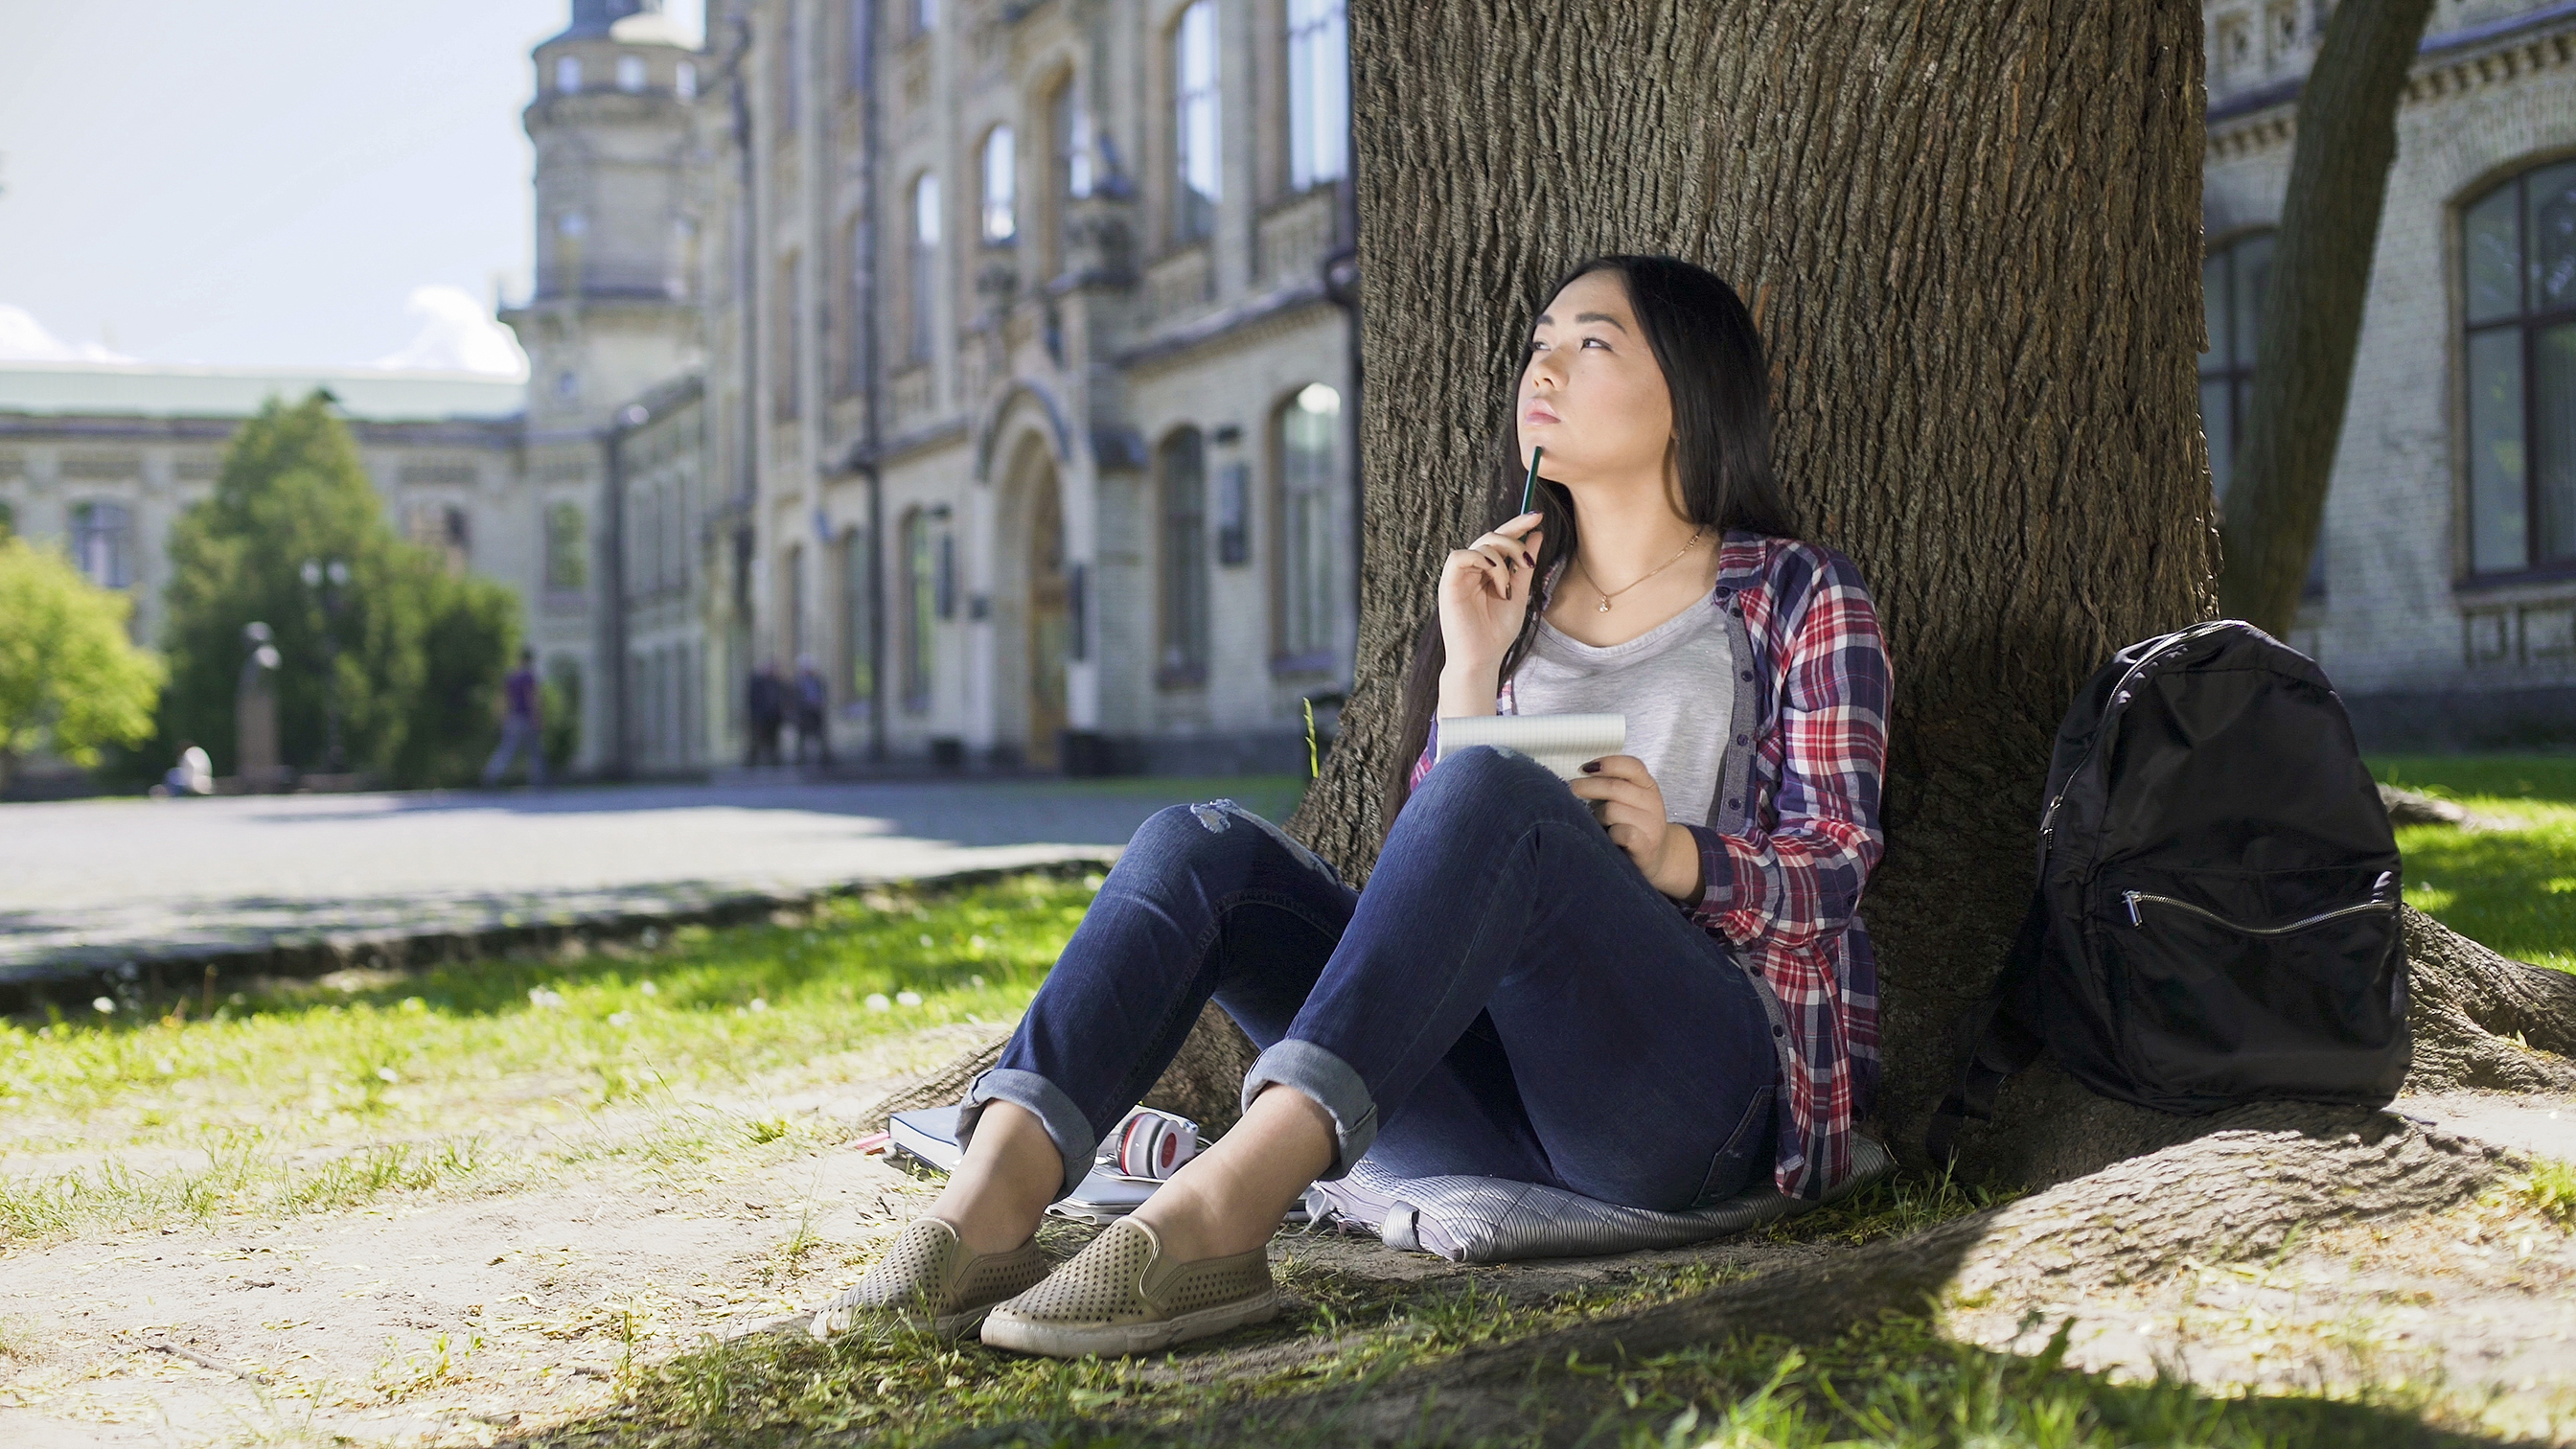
left=1287, top=0, right=2219, bottom=1165
left=2218, top=0, right=2437, bottom=635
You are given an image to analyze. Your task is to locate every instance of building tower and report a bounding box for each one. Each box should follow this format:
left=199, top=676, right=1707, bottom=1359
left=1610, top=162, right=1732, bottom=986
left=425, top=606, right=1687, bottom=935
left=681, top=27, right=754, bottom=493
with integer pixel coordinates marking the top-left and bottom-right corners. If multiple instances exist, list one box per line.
left=501, top=0, right=704, bottom=772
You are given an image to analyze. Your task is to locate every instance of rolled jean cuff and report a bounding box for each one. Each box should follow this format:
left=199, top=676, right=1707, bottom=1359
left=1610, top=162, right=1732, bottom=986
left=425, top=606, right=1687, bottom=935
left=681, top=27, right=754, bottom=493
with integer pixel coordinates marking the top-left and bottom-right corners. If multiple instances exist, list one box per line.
left=1241, top=1038, right=1378, bottom=1180
left=959, top=1068, right=1094, bottom=1201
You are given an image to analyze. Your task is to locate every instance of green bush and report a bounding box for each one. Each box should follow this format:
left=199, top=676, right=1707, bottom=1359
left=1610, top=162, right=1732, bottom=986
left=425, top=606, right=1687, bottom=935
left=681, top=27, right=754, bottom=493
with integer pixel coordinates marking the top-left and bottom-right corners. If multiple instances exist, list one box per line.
left=0, top=535, right=164, bottom=792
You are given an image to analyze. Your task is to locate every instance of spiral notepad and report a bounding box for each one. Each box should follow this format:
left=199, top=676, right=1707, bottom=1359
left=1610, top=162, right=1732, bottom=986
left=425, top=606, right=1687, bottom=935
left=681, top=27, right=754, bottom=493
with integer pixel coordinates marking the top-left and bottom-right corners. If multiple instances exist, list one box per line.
left=1436, top=713, right=1626, bottom=780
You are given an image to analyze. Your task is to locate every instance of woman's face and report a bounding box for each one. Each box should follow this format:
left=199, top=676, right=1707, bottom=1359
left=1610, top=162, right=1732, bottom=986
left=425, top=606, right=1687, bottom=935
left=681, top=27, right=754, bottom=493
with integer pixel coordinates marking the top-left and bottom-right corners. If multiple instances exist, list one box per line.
left=1516, top=268, right=1675, bottom=494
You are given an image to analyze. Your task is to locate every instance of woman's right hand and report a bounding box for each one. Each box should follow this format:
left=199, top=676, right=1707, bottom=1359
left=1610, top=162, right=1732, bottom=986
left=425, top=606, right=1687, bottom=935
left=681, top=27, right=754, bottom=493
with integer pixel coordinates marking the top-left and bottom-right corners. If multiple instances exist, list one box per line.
left=1438, top=511, right=1546, bottom=676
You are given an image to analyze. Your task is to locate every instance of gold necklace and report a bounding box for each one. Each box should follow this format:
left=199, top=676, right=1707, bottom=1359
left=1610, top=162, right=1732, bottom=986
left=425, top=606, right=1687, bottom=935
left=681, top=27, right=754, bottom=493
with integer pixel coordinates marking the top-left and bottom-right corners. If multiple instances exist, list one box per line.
left=1576, top=528, right=1708, bottom=612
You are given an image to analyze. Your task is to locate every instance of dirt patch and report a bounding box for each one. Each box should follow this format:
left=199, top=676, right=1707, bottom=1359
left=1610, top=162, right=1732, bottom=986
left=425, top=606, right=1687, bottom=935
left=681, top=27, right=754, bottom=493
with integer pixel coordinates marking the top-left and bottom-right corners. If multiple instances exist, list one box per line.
left=0, top=1025, right=1003, bottom=1447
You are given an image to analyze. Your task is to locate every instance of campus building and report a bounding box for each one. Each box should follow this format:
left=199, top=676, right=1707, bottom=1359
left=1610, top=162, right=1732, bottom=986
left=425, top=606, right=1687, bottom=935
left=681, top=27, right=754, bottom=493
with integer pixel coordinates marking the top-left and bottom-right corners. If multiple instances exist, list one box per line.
left=2204, top=0, right=2576, bottom=744
left=0, top=368, right=525, bottom=658
left=696, top=0, right=1361, bottom=773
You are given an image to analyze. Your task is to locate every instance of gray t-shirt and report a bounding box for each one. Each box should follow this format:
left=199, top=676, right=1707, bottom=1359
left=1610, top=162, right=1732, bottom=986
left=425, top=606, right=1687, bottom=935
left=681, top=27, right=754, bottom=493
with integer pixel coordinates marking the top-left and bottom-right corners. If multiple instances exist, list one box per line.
left=1507, top=587, right=1736, bottom=827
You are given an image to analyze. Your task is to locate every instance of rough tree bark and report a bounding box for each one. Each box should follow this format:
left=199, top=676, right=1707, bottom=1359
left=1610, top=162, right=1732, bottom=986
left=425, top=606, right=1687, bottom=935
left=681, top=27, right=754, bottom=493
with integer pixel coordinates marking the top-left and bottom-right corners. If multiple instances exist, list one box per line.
left=2218, top=0, right=2437, bottom=635
left=1290, top=0, right=2223, bottom=1172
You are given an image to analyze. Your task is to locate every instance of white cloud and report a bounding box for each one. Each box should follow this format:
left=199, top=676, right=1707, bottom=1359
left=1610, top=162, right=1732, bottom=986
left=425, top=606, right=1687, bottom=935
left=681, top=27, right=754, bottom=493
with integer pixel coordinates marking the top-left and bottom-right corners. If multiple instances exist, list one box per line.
left=371, top=285, right=528, bottom=378
left=0, top=304, right=135, bottom=363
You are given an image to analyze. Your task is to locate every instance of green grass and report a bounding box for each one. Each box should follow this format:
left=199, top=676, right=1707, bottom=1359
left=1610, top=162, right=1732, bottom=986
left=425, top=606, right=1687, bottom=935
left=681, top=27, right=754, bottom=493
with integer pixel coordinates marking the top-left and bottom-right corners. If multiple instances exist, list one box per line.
left=0, top=872, right=1106, bottom=1241
left=528, top=1300, right=2522, bottom=1449
left=2371, top=755, right=2576, bottom=974
left=530, top=1162, right=2532, bottom=1449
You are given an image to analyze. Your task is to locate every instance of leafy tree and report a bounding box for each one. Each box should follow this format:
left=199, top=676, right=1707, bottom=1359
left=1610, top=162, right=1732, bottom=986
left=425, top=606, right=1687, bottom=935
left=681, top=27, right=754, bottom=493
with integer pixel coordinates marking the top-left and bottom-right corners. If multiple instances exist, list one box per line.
left=0, top=535, right=165, bottom=793
left=393, top=552, right=523, bottom=787
left=157, top=391, right=521, bottom=785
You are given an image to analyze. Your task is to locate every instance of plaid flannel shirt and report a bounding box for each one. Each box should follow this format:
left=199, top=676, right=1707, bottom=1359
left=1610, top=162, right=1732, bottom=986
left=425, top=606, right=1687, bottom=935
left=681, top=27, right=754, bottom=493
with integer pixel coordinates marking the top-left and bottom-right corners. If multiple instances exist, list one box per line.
left=1410, top=531, right=1889, bottom=1199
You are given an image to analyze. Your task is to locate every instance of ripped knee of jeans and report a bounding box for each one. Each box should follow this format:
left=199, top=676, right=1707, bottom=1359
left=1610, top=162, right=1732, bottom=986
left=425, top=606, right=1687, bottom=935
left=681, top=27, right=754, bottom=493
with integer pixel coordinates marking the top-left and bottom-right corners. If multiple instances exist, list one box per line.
left=1187, top=798, right=1341, bottom=885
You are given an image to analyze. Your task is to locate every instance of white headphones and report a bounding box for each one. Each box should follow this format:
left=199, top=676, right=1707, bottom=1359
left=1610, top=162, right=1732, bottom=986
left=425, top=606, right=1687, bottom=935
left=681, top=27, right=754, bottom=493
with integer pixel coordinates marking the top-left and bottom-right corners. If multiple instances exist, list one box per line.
left=1103, top=1107, right=1203, bottom=1181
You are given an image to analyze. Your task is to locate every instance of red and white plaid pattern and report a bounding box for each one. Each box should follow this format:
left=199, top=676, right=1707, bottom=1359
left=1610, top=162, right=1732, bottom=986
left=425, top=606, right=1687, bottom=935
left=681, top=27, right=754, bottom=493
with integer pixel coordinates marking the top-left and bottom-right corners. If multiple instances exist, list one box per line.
left=1410, top=532, right=1888, bottom=1200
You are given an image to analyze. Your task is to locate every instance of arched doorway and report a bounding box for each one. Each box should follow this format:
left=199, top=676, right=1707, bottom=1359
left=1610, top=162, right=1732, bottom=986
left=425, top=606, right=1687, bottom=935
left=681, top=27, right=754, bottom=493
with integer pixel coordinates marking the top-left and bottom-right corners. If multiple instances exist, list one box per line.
left=1025, top=460, right=1071, bottom=770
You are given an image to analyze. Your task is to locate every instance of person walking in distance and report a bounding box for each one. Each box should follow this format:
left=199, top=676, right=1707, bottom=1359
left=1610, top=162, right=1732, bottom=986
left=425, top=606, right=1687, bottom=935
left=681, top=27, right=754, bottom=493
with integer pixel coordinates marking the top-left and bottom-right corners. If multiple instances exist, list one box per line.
left=482, top=648, right=546, bottom=789
left=793, top=656, right=832, bottom=768
left=745, top=660, right=786, bottom=769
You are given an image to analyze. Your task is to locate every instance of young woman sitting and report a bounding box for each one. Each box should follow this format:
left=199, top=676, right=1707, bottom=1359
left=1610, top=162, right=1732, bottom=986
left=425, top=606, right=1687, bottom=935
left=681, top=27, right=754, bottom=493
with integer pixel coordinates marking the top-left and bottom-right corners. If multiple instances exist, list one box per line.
left=816, top=254, right=1890, bottom=1359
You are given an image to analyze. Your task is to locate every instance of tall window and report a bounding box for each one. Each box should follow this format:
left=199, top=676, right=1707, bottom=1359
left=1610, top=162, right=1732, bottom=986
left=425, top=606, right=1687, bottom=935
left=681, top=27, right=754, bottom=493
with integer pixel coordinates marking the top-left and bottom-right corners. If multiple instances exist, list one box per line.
left=405, top=502, right=472, bottom=576
left=916, top=0, right=938, bottom=37
left=2198, top=231, right=2272, bottom=507
left=545, top=502, right=588, bottom=591
left=981, top=126, right=1017, bottom=243
left=775, top=7, right=803, bottom=133
left=1159, top=427, right=1210, bottom=681
left=70, top=500, right=133, bottom=588
left=774, top=251, right=802, bottom=420
left=842, top=218, right=869, bottom=394
left=1276, top=384, right=1340, bottom=661
left=902, top=508, right=937, bottom=711
left=1286, top=0, right=1348, bottom=191
left=840, top=525, right=875, bottom=704
left=1173, top=1, right=1221, bottom=244
left=847, top=0, right=871, bottom=86
left=1053, top=80, right=1092, bottom=205
left=634, top=489, right=659, bottom=592
left=556, top=55, right=583, bottom=93
left=616, top=54, right=647, bottom=92
left=2200, top=230, right=2325, bottom=594
left=787, top=543, right=808, bottom=662
left=676, top=59, right=698, bottom=100
left=910, top=172, right=941, bottom=361
left=2464, top=162, right=2576, bottom=576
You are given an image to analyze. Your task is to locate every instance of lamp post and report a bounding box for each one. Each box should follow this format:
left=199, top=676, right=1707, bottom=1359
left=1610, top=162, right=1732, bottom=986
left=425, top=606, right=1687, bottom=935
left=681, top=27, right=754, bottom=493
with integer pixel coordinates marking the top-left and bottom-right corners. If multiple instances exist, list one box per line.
left=300, top=557, right=350, bottom=774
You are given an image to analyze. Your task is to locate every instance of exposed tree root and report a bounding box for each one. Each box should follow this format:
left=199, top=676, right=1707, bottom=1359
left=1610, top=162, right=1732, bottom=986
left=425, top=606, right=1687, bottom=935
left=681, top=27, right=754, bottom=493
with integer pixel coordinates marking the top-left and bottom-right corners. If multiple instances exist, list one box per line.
left=2402, top=906, right=2576, bottom=1093
left=1212, top=1111, right=2518, bottom=1446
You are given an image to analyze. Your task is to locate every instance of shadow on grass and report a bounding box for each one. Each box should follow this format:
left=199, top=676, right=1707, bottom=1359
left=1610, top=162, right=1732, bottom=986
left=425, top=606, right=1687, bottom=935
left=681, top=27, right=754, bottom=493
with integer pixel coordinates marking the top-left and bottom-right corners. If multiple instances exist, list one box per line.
left=509, top=1305, right=2523, bottom=1449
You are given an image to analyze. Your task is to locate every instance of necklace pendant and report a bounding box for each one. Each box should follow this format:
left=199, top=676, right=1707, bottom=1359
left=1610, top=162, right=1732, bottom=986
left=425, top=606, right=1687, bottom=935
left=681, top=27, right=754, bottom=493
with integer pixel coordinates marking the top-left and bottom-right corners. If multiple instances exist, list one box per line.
left=1597, top=597, right=1612, bottom=612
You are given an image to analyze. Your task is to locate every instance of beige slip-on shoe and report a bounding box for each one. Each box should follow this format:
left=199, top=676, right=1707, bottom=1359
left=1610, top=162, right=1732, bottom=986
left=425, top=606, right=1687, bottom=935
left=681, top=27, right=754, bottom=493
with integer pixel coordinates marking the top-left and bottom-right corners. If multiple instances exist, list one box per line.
left=978, top=1217, right=1278, bottom=1357
left=809, top=1216, right=1050, bottom=1341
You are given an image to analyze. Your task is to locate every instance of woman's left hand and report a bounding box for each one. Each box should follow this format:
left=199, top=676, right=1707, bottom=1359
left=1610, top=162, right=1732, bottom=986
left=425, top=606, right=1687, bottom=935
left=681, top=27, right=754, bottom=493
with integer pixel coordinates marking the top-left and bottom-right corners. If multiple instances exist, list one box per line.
left=1571, top=755, right=1704, bottom=902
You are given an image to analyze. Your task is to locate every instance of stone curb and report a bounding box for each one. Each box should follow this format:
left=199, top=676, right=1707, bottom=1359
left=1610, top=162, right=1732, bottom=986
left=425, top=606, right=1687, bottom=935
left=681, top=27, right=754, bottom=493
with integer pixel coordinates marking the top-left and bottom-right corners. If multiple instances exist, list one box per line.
left=0, top=849, right=1119, bottom=1021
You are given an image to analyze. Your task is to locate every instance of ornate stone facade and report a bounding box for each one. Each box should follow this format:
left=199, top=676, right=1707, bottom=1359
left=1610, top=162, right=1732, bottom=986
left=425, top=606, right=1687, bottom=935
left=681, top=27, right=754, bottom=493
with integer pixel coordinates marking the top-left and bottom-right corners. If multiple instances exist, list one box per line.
left=699, top=0, right=1362, bottom=772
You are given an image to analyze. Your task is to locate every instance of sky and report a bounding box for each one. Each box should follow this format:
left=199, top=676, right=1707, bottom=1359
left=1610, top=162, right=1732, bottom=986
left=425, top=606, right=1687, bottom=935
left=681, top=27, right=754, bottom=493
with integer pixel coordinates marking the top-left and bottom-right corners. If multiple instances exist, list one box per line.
left=0, top=1, right=702, bottom=378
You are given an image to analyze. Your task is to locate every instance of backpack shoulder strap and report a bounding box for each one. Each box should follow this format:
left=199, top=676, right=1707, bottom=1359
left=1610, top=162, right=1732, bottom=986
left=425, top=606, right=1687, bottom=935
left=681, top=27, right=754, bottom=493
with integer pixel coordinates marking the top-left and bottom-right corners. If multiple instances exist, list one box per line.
left=1923, top=888, right=2051, bottom=1167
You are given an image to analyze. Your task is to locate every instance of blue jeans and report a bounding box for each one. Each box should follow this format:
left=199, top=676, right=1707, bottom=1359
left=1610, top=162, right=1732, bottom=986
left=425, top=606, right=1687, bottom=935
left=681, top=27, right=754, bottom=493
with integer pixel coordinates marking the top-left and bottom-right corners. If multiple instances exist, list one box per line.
left=961, top=747, right=1782, bottom=1213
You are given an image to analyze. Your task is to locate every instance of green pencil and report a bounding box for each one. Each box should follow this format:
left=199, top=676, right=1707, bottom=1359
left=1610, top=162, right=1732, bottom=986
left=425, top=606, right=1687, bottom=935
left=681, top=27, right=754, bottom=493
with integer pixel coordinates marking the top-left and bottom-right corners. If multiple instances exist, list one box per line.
left=1520, top=446, right=1544, bottom=516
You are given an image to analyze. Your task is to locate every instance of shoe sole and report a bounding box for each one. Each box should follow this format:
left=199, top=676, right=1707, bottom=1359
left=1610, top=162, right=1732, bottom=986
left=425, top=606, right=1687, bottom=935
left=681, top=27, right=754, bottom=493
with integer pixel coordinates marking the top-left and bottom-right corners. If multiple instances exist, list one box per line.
left=978, top=1288, right=1281, bottom=1358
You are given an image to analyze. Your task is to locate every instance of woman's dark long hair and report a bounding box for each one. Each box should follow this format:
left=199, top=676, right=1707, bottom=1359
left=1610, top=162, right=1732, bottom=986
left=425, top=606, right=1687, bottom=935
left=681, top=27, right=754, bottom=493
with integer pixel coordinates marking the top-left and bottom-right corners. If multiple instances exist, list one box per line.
left=1378, top=255, right=1798, bottom=839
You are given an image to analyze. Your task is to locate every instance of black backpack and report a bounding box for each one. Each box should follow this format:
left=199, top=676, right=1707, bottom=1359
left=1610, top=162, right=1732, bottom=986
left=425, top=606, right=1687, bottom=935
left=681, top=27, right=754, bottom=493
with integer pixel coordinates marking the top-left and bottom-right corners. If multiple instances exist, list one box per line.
left=1927, top=621, right=2410, bottom=1160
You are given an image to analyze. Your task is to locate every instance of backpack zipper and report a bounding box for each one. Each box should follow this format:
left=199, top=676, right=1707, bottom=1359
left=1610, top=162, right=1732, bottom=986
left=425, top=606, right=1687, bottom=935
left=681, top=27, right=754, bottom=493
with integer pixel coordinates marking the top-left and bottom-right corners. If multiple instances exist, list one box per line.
left=2036, top=621, right=2242, bottom=858
left=2121, top=890, right=2396, bottom=934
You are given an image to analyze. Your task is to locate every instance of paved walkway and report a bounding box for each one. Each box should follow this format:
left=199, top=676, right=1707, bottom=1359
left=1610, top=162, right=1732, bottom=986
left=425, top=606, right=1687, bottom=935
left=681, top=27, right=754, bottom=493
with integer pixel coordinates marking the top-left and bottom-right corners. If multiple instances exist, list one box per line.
left=0, top=776, right=1303, bottom=980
